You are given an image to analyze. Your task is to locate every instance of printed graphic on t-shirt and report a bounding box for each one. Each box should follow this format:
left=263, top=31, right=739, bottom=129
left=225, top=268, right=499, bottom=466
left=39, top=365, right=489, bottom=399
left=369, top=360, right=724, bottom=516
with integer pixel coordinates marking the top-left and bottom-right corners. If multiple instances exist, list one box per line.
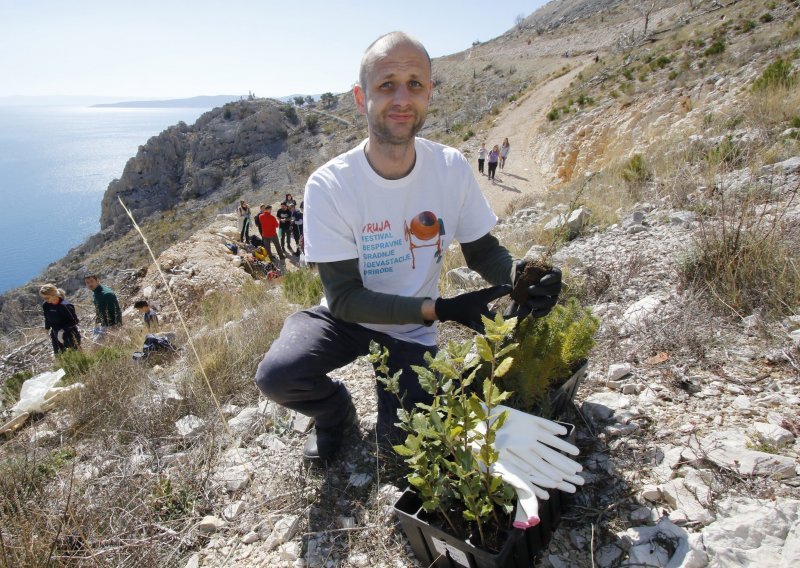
left=360, top=211, right=444, bottom=277
left=404, top=211, right=445, bottom=269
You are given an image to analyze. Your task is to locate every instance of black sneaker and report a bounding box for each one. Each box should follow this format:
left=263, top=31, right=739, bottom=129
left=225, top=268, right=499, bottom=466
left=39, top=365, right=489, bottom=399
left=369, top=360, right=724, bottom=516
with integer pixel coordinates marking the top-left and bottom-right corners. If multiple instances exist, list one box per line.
left=303, top=403, right=358, bottom=462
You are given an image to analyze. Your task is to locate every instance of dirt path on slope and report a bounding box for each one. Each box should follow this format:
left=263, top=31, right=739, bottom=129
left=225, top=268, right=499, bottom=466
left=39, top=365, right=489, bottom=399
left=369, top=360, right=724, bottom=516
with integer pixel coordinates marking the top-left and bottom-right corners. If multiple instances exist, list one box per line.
left=476, top=58, right=592, bottom=217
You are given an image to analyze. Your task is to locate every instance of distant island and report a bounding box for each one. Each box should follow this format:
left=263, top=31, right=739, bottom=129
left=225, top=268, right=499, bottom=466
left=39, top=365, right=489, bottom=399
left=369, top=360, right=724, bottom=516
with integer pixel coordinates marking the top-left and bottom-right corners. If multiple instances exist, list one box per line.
left=92, top=95, right=244, bottom=108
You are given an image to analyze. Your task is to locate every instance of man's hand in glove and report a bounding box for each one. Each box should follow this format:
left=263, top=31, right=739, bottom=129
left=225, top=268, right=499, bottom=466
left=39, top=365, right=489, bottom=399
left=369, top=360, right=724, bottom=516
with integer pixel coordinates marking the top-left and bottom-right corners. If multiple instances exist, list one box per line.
left=435, top=285, right=512, bottom=333
left=513, top=263, right=562, bottom=319
left=56, top=329, right=65, bottom=344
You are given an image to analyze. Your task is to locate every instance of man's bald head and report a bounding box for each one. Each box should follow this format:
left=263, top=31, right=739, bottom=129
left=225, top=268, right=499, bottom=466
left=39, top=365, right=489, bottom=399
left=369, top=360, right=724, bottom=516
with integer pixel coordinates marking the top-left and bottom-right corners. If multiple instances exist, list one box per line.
left=358, top=32, right=431, bottom=90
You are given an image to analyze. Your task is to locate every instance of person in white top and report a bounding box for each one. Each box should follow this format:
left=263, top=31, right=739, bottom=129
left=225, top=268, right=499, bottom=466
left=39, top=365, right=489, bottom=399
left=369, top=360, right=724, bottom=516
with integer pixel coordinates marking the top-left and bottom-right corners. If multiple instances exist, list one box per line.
left=255, top=31, right=562, bottom=461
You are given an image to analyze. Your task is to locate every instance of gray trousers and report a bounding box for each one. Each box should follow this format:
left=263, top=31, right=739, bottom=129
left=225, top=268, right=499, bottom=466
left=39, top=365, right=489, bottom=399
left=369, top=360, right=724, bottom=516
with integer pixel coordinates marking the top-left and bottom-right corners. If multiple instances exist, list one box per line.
left=255, top=306, right=436, bottom=437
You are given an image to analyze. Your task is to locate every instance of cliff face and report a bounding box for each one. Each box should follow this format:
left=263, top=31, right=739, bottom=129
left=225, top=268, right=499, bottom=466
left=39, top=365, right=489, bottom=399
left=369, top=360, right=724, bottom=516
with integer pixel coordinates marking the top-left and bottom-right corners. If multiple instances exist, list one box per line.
left=99, top=101, right=292, bottom=235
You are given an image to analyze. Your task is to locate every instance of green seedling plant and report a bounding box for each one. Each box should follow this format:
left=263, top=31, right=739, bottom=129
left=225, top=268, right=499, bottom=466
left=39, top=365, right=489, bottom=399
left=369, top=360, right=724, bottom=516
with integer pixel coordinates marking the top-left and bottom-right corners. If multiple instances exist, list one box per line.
left=372, top=315, right=519, bottom=548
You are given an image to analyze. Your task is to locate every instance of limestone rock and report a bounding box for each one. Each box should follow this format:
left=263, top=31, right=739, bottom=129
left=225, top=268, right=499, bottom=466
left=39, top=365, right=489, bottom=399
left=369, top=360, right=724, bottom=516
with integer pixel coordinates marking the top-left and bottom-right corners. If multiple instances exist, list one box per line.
left=175, top=415, right=205, bottom=438
left=693, top=430, right=797, bottom=479
left=607, top=363, right=632, bottom=382
left=198, top=515, right=225, bottom=535
left=752, top=421, right=796, bottom=447
left=446, top=267, right=483, bottom=289
left=700, top=497, right=800, bottom=566
left=582, top=392, right=631, bottom=425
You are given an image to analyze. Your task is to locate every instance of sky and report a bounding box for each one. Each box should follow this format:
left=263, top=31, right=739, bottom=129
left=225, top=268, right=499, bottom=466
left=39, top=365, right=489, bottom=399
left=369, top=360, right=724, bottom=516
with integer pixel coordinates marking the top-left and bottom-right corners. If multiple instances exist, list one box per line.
left=0, top=0, right=550, bottom=101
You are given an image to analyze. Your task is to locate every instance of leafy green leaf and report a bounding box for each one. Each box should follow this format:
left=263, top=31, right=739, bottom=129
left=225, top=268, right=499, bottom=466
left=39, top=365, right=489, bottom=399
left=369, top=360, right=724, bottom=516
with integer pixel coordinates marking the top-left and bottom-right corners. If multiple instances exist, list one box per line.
left=475, top=335, right=492, bottom=362
left=495, top=356, right=513, bottom=377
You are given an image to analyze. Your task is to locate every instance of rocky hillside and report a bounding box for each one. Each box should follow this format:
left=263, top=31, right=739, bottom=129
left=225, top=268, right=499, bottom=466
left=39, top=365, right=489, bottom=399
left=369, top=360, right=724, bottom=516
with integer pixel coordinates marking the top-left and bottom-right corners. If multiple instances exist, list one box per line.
left=1, top=1, right=799, bottom=567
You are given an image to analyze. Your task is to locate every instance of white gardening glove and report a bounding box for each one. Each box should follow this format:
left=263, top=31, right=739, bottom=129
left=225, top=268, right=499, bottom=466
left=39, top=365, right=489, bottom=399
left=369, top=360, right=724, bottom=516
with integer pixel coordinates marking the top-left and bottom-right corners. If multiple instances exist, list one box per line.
left=474, top=404, right=584, bottom=528
left=56, top=329, right=64, bottom=343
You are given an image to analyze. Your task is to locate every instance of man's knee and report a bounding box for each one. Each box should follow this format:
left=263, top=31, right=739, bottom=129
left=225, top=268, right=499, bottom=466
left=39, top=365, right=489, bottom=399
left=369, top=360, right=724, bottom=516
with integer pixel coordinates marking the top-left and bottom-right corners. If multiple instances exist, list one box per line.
left=255, top=353, right=290, bottom=401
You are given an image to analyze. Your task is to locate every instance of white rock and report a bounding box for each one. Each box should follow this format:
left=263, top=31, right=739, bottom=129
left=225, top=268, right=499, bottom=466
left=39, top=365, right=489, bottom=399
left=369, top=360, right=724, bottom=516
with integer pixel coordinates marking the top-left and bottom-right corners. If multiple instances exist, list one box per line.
left=621, top=383, right=640, bottom=395
left=692, top=429, right=797, bottom=479
left=660, top=479, right=715, bottom=525
left=623, top=295, right=664, bottom=331
left=596, top=544, right=623, bottom=568
left=607, top=363, right=632, bottom=382
left=630, top=506, right=654, bottom=523
left=270, top=514, right=301, bottom=545
left=292, top=413, right=314, bottom=433
left=641, top=484, right=662, bottom=502
left=198, top=515, right=225, bottom=535
left=348, top=552, right=371, bottom=568
left=223, top=501, right=246, bottom=521
left=216, top=464, right=253, bottom=492
left=184, top=553, right=201, bottom=568
left=279, top=541, right=300, bottom=561
left=582, top=393, right=631, bottom=425
left=752, top=422, right=795, bottom=446
left=732, top=395, right=752, bottom=411
left=446, top=267, right=483, bottom=288
left=701, top=497, right=800, bottom=566
left=175, top=415, right=205, bottom=438
left=241, top=531, right=260, bottom=544
left=227, top=406, right=264, bottom=436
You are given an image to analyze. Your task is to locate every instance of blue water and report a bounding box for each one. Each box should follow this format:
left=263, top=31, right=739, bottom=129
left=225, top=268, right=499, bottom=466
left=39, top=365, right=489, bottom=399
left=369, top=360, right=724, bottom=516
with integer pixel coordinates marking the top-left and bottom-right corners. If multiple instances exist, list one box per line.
left=0, top=106, right=210, bottom=294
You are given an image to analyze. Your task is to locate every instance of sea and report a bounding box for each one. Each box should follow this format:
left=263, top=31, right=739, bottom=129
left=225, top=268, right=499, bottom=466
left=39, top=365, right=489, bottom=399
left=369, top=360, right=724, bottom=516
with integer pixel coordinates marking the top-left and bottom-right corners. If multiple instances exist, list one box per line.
left=0, top=105, right=211, bottom=294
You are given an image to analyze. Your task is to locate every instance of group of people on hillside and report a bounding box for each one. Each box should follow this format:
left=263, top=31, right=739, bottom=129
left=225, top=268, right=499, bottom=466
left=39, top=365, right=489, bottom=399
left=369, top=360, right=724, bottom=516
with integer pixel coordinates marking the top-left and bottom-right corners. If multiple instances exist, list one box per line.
left=39, top=274, right=158, bottom=356
left=476, top=137, right=510, bottom=181
left=238, top=193, right=304, bottom=262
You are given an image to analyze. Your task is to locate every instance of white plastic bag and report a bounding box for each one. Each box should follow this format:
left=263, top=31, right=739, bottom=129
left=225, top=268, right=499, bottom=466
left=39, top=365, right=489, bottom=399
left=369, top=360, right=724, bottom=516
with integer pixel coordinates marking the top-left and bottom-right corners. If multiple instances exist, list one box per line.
left=11, top=369, right=65, bottom=416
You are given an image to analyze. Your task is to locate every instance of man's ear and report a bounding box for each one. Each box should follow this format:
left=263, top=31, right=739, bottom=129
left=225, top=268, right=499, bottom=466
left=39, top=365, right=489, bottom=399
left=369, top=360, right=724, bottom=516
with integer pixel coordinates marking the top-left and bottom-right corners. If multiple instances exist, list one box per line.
left=353, top=84, right=366, bottom=115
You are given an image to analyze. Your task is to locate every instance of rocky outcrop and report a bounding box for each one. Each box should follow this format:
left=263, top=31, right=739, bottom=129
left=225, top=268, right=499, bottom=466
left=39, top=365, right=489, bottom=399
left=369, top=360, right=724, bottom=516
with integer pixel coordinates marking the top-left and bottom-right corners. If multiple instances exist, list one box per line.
left=100, top=100, right=292, bottom=235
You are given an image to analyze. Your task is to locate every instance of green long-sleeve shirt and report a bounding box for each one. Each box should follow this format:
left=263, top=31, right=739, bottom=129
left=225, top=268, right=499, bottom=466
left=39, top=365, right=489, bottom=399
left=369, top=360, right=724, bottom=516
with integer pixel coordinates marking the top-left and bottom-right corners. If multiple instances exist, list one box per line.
left=93, top=284, right=122, bottom=327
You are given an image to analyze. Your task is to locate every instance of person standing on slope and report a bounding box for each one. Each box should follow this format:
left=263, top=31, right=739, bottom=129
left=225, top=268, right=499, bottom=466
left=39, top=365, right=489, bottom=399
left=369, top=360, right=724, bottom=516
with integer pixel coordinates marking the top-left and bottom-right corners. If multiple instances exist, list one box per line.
left=40, top=284, right=81, bottom=354
left=499, top=137, right=510, bottom=169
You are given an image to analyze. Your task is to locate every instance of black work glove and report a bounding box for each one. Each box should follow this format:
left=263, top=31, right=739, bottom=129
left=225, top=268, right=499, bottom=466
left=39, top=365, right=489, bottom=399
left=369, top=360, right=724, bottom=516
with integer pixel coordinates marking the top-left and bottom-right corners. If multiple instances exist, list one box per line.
left=512, top=264, right=563, bottom=319
left=435, top=285, right=512, bottom=333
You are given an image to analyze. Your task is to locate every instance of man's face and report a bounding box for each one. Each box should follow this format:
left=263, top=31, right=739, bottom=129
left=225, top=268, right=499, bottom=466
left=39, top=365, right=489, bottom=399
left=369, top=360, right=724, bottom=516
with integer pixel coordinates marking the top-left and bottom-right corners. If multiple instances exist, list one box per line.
left=84, top=277, right=99, bottom=291
left=354, top=40, right=432, bottom=146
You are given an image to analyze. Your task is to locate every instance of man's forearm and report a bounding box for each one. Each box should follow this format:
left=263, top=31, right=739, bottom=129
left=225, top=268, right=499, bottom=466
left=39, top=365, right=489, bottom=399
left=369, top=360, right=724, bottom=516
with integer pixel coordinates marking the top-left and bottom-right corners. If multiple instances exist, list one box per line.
left=318, top=260, right=430, bottom=324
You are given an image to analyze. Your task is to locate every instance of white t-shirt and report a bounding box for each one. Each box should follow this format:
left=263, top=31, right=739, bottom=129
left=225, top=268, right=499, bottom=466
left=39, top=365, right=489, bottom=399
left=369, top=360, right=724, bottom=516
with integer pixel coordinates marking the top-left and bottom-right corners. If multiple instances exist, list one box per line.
left=304, top=137, right=497, bottom=345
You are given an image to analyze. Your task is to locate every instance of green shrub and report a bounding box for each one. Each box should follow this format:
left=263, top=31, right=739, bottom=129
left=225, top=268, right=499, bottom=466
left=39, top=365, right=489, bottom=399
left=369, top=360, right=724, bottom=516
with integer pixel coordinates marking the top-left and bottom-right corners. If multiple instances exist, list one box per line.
left=760, top=13, right=774, bottom=23
left=547, top=108, right=560, bottom=121
left=1, top=370, right=32, bottom=405
left=282, top=104, right=299, bottom=125
left=704, top=40, right=726, bottom=56
left=739, top=19, right=757, bottom=32
left=463, top=130, right=475, bottom=141
left=752, top=58, right=797, bottom=91
left=281, top=268, right=324, bottom=306
left=668, top=70, right=679, bottom=80
left=305, top=114, right=319, bottom=133
left=55, top=346, right=127, bottom=379
left=493, top=299, right=598, bottom=414
left=791, top=116, right=800, bottom=128
left=222, top=104, right=232, bottom=120
left=622, top=68, right=634, bottom=81
left=650, top=55, right=672, bottom=70
left=705, top=136, right=745, bottom=169
left=621, top=153, right=652, bottom=184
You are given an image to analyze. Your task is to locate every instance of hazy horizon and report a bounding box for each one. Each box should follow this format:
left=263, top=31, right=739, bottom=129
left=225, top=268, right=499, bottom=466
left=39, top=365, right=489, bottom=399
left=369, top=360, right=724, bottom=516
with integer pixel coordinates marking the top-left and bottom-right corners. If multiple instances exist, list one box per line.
left=0, top=0, right=548, bottom=100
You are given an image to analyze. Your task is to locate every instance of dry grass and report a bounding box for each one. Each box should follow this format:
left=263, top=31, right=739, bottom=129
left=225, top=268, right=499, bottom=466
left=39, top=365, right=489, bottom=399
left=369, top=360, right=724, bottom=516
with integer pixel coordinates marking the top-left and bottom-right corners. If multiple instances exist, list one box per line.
left=678, top=175, right=800, bottom=319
